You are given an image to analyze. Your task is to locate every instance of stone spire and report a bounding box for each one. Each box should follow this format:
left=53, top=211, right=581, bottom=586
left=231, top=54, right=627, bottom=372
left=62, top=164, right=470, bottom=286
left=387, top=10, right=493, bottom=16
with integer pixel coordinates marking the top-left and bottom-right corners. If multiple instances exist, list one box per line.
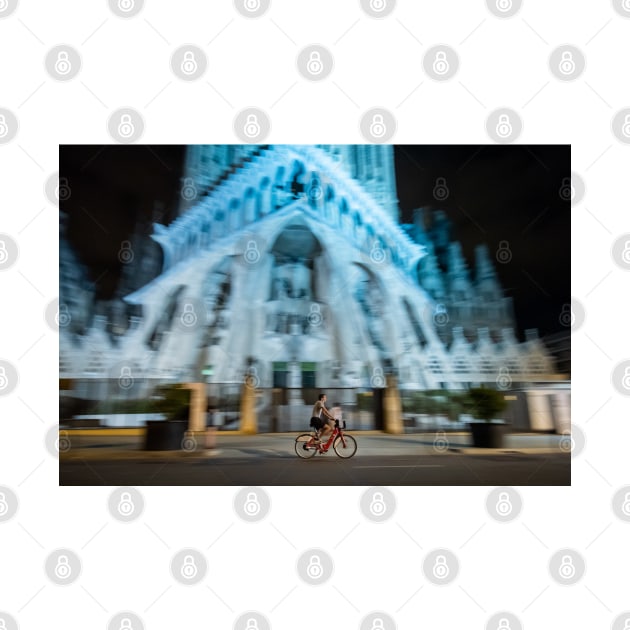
left=411, top=207, right=429, bottom=246
left=475, top=244, right=501, bottom=298
left=446, top=242, right=472, bottom=300
left=417, top=241, right=446, bottom=300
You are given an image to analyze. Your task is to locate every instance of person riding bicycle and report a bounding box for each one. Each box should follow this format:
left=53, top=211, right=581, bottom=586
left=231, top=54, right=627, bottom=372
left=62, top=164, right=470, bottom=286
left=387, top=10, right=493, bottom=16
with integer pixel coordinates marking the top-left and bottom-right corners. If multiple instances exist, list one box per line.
left=310, top=393, right=336, bottom=442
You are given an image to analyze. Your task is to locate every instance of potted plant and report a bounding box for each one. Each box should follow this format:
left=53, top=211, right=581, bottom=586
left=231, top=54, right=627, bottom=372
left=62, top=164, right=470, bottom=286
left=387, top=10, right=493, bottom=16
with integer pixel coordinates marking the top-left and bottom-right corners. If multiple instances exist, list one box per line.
left=144, top=384, right=190, bottom=450
left=466, top=387, right=509, bottom=448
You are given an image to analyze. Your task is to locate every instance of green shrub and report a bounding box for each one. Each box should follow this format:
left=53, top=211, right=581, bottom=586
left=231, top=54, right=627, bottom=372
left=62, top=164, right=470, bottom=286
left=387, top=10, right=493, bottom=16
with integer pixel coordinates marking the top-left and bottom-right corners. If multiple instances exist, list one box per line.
left=465, top=387, right=507, bottom=422
left=151, top=384, right=191, bottom=420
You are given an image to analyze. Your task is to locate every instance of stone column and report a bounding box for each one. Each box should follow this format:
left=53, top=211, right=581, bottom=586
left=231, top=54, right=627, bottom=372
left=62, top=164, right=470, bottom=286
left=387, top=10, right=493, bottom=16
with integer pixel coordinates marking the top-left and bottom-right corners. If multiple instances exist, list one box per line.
left=184, top=382, right=207, bottom=433
left=383, top=374, right=404, bottom=434
left=240, top=381, right=257, bottom=434
left=526, top=390, right=554, bottom=431
left=550, top=390, right=571, bottom=434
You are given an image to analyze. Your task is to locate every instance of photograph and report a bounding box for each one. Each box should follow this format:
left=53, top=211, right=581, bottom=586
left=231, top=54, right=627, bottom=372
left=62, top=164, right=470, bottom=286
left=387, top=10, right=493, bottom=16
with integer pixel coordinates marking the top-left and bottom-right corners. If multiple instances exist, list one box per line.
left=59, top=143, right=570, bottom=485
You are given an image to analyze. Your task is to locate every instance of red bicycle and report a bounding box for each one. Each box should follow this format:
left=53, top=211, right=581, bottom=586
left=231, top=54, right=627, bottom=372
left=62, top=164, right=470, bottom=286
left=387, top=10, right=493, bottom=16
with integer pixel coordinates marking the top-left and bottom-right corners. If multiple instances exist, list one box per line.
left=295, top=419, right=357, bottom=459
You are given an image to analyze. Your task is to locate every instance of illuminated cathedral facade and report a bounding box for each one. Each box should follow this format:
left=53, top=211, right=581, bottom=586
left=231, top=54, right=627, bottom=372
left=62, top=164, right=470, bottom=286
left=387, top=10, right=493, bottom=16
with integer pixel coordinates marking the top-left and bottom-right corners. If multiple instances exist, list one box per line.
left=60, top=145, right=561, bottom=428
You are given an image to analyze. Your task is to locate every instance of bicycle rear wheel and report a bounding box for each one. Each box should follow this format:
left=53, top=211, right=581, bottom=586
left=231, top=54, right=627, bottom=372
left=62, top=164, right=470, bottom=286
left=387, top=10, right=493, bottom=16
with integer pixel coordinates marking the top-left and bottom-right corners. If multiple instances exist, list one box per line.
left=333, top=434, right=357, bottom=458
left=295, top=434, right=318, bottom=459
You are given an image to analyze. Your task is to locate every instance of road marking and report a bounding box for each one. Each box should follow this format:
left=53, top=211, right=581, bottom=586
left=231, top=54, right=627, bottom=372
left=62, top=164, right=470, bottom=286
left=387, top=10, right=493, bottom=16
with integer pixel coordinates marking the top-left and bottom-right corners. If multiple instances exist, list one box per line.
left=353, top=465, right=443, bottom=469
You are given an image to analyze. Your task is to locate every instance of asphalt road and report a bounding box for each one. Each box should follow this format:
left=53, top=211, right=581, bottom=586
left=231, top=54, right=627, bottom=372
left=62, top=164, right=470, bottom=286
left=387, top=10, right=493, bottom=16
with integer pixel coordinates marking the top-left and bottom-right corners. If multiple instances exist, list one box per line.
left=60, top=452, right=570, bottom=486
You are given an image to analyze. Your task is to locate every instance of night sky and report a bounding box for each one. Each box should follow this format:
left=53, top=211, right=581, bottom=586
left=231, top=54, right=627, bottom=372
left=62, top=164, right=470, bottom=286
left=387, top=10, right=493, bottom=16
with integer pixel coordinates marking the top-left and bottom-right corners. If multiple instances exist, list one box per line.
left=394, top=145, right=570, bottom=339
left=60, top=144, right=569, bottom=338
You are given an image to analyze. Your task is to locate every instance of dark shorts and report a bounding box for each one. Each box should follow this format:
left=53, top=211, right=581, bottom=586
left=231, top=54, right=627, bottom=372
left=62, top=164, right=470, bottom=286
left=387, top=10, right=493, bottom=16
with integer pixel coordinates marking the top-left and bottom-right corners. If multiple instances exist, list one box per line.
left=311, top=417, right=333, bottom=431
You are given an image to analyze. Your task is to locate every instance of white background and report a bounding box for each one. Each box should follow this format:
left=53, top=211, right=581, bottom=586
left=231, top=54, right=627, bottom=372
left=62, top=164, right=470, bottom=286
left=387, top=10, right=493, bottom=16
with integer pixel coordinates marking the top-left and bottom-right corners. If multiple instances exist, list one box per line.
left=1, top=0, right=629, bottom=628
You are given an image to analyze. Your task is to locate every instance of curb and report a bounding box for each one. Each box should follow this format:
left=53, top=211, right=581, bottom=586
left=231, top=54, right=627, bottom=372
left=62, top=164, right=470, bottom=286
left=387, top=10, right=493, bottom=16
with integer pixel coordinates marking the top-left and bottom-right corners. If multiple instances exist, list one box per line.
left=448, top=447, right=566, bottom=455
left=60, top=448, right=223, bottom=462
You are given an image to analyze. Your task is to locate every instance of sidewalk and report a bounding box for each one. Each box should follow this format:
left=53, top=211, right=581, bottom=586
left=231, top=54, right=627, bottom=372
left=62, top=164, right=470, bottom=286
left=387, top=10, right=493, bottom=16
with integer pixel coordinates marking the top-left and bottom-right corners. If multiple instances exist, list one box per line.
left=59, top=432, right=568, bottom=462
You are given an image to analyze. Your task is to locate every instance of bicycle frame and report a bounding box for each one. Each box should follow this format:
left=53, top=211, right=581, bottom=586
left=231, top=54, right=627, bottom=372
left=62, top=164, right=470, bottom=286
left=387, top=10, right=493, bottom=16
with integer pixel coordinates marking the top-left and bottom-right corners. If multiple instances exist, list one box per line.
left=312, top=420, right=348, bottom=453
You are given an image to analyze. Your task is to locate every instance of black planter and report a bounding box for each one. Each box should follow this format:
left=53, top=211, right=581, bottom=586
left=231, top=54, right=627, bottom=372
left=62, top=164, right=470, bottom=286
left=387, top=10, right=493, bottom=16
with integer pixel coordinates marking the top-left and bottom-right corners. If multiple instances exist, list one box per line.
left=468, top=422, right=507, bottom=448
left=144, top=420, right=188, bottom=451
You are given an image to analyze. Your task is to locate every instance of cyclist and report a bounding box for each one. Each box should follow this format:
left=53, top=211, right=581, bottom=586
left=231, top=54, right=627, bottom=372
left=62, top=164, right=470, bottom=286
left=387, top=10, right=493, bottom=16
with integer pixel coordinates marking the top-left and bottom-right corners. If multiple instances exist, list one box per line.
left=310, top=393, right=336, bottom=442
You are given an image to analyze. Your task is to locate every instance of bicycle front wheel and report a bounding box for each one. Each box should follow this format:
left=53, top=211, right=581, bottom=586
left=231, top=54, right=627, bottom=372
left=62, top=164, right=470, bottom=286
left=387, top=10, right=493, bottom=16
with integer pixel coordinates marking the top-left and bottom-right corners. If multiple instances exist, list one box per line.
left=333, top=434, right=357, bottom=458
left=295, top=434, right=318, bottom=459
